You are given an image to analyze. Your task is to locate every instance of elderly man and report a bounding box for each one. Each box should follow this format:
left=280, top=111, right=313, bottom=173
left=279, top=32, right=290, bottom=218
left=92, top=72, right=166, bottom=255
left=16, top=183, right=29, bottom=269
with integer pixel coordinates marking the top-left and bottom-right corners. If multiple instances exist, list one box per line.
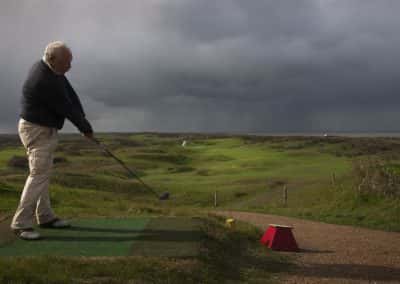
left=11, top=41, right=94, bottom=240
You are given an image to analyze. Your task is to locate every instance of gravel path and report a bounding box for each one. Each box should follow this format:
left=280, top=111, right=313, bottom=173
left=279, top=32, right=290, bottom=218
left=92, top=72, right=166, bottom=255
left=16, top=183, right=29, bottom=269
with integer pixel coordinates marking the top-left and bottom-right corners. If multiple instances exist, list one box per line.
left=216, top=211, right=400, bottom=284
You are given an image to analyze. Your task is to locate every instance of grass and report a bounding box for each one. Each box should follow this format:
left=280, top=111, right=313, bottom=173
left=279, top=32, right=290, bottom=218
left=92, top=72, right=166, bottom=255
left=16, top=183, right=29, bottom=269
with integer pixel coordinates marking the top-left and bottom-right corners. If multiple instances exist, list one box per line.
left=0, top=256, right=203, bottom=284
left=1, top=133, right=399, bottom=228
left=1, top=133, right=400, bottom=282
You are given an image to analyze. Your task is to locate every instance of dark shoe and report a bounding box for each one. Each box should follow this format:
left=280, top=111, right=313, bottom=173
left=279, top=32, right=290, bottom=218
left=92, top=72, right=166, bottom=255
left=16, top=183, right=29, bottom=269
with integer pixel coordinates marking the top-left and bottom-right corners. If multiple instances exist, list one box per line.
left=12, top=228, right=41, bottom=240
left=39, top=218, right=71, bottom=229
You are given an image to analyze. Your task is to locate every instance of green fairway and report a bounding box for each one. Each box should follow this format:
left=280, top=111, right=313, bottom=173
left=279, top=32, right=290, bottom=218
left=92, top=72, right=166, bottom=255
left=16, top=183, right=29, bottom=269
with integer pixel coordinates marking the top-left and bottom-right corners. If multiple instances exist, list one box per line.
left=0, top=217, right=202, bottom=257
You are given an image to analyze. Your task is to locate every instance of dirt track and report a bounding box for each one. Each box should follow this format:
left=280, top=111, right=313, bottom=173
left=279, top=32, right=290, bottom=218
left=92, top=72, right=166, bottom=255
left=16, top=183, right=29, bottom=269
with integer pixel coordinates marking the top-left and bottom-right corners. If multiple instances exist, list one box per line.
left=216, top=211, right=400, bottom=284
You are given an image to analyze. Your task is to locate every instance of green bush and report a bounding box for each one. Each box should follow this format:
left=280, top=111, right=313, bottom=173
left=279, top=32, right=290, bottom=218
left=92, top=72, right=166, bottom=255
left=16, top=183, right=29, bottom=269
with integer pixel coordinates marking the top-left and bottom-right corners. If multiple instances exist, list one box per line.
left=7, top=155, right=28, bottom=169
left=352, top=157, right=400, bottom=198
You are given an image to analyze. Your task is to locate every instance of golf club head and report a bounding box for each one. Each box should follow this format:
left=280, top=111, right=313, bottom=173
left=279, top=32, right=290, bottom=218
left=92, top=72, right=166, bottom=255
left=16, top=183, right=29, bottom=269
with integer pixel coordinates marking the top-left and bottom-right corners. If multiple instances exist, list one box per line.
left=159, top=192, right=170, bottom=200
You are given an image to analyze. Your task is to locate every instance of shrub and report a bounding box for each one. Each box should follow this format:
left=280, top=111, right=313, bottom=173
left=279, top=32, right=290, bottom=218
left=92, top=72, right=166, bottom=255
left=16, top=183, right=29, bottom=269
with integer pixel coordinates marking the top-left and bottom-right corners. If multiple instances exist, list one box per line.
left=234, top=192, right=248, bottom=198
left=352, top=157, right=400, bottom=198
left=196, top=169, right=211, bottom=176
left=130, top=153, right=189, bottom=165
left=53, top=156, right=68, bottom=164
left=168, top=166, right=195, bottom=173
left=204, top=155, right=233, bottom=162
left=267, top=179, right=286, bottom=188
left=8, top=155, right=68, bottom=168
left=115, top=139, right=144, bottom=147
left=59, top=146, right=81, bottom=156
left=7, top=155, right=28, bottom=169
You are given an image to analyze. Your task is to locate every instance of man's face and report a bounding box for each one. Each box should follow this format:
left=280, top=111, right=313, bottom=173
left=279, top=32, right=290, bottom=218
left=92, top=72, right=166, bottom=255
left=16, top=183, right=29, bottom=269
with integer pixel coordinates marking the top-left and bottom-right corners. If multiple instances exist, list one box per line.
left=52, top=48, right=73, bottom=75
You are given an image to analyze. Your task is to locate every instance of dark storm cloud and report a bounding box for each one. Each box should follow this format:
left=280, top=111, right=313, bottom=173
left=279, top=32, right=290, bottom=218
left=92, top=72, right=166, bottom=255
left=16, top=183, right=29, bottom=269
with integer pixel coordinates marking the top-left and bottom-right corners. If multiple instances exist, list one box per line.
left=1, top=0, right=400, bottom=133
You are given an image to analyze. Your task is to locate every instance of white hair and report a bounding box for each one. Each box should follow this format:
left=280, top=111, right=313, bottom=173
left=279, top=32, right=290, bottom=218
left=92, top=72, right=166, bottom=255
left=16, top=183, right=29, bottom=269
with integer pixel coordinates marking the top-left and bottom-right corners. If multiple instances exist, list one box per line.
left=43, top=41, right=70, bottom=62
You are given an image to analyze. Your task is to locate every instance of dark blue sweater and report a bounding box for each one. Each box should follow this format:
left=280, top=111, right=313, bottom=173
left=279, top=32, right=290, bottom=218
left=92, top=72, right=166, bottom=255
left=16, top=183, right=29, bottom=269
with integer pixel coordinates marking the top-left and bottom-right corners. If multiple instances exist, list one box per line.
left=20, top=60, right=93, bottom=133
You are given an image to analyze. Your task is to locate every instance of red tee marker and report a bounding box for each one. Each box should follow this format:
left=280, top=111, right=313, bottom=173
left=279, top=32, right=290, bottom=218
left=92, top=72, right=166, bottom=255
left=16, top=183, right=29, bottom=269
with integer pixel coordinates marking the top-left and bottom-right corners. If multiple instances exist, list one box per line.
left=260, top=224, right=299, bottom=252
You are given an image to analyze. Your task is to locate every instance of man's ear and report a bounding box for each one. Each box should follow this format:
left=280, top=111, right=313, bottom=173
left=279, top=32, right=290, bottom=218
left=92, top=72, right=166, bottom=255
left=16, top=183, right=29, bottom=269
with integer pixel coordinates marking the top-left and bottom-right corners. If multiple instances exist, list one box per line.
left=48, top=54, right=56, bottom=64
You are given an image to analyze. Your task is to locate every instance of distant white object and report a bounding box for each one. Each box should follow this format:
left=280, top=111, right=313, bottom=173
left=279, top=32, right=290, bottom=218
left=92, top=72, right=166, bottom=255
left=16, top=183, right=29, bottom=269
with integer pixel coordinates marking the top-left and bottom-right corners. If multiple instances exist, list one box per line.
left=182, top=140, right=187, bottom=147
left=323, top=133, right=329, bottom=137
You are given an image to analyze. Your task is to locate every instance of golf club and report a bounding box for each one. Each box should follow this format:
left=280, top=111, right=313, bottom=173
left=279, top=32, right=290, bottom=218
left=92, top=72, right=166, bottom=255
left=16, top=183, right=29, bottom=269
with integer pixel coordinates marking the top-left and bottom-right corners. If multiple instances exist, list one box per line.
left=89, top=137, right=170, bottom=200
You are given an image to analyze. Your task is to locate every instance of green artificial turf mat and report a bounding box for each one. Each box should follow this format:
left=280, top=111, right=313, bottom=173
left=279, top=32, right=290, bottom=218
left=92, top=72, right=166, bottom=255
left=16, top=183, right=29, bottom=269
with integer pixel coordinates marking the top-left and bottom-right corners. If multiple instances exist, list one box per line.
left=130, top=217, right=203, bottom=257
left=0, top=218, right=149, bottom=257
left=0, top=217, right=203, bottom=257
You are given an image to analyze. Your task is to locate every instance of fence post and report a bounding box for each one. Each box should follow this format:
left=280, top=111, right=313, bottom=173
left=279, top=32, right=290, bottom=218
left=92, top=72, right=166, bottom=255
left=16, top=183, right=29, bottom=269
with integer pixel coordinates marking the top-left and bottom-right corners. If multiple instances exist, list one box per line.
left=331, top=172, right=336, bottom=187
left=283, top=185, right=287, bottom=207
left=214, top=190, right=218, bottom=207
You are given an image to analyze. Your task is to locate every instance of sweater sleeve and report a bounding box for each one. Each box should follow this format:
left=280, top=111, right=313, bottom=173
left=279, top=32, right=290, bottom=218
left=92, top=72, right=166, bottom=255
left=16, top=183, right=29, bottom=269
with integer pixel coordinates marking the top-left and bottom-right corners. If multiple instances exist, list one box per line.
left=63, top=76, right=86, bottom=117
left=40, top=77, right=93, bottom=133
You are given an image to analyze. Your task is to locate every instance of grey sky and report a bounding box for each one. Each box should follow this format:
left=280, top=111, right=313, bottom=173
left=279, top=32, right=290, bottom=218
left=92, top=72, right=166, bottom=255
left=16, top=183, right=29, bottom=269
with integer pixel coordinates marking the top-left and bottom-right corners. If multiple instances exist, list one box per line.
left=1, top=0, right=399, bottom=133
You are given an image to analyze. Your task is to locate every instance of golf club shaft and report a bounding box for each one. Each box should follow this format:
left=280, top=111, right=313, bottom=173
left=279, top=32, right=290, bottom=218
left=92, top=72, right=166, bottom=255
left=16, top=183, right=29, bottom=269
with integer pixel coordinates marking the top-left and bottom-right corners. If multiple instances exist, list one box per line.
left=90, top=138, right=161, bottom=198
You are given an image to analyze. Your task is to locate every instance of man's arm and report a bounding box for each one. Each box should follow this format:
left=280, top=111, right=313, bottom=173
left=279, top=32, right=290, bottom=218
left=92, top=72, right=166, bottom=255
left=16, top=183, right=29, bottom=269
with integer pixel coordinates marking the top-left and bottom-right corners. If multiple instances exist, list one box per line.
left=63, top=77, right=85, bottom=116
left=39, top=76, right=93, bottom=134
left=63, top=78, right=94, bottom=139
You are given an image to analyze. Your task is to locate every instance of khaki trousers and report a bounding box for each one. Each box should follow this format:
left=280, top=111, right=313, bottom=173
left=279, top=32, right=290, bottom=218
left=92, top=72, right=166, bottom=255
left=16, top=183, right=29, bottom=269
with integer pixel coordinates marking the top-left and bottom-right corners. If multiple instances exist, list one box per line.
left=11, top=118, right=58, bottom=229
